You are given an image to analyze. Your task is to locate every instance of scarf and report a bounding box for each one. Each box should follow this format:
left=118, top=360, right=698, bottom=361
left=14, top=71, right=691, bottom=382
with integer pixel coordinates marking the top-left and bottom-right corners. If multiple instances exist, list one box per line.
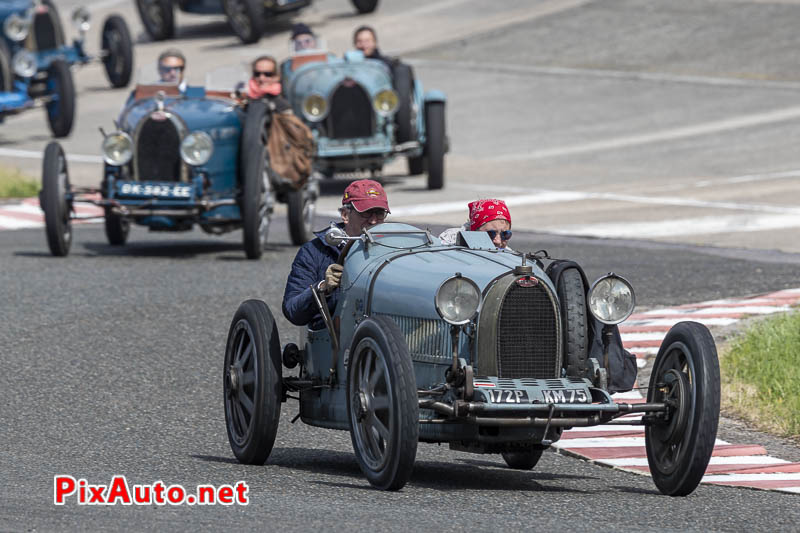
left=248, top=78, right=282, bottom=99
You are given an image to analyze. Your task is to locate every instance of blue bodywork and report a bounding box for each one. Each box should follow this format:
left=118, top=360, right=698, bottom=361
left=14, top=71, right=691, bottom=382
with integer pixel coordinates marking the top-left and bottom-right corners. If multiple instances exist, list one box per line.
left=285, top=51, right=445, bottom=174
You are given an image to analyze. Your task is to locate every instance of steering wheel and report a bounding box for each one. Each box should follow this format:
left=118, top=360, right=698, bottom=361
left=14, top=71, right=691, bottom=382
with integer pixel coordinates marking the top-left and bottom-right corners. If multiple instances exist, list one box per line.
left=336, top=239, right=357, bottom=266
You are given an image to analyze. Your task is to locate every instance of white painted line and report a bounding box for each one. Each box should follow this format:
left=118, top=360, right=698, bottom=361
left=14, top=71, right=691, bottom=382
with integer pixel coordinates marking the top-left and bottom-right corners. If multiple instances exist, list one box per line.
left=702, top=473, right=800, bottom=482
left=555, top=437, right=729, bottom=449
left=626, top=346, right=660, bottom=354
left=636, top=359, right=647, bottom=368
left=490, top=105, right=800, bottom=162
left=566, top=424, right=644, bottom=433
left=620, top=332, right=667, bottom=342
left=625, top=317, right=740, bottom=327
left=778, top=487, right=800, bottom=494
left=643, top=306, right=789, bottom=316
left=0, top=147, right=103, bottom=164
left=0, top=204, right=44, bottom=216
left=610, top=390, right=644, bottom=400
left=600, top=456, right=790, bottom=468
left=0, top=215, right=41, bottom=229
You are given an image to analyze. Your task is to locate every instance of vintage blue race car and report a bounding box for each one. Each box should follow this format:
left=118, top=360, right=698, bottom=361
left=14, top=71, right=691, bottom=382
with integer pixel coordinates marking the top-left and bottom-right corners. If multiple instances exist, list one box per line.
left=0, top=1, right=133, bottom=137
left=39, top=74, right=318, bottom=259
left=135, top=0, right=377, bottom=44
left=224, top=224, right=721, bottom=495
left=284, top=46, right=447, bottom=190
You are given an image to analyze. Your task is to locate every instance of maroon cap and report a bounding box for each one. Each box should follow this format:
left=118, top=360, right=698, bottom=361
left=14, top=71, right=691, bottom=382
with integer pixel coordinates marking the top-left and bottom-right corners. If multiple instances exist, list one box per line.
left=342, top=179, right=390, bottom=212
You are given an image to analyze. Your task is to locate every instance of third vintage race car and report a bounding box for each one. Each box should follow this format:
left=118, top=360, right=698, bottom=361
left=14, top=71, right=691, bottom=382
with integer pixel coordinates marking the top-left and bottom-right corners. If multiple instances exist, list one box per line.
left=39, top=68, right=317, bottom=259
left=0, top=0, right=133, bottom=137
left=223, top=224, right=721, bottom=494
left=284, top=42, right=447, bottom=189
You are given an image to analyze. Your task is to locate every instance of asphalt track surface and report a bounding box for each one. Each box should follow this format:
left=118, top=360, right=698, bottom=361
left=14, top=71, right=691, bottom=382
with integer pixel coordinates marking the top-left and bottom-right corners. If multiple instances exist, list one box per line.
left=2, top=0, right=800, bottom=530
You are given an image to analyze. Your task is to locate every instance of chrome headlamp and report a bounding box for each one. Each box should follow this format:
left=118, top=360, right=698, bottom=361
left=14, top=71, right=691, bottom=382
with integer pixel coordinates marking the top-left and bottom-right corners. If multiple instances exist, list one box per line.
left=302, top=93, right=327, bottom=121
left=372, top=89, right=398, bottom=116
left=12, top=50, right=37, bottom=78
left=180, top=132, right=214, bottom=166
left=435, top=275, right=482, bottom=325
left=102, top=132, right=133, bottom=166
left=588, top=274, right=635, bottom=325
left=4, top=13, right=31, bottom=42
left=71, top=7, right=91, bottom=35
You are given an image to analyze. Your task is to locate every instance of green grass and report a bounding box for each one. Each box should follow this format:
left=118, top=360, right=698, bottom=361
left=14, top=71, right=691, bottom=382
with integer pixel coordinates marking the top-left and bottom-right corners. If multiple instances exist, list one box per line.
left=721, top=310, right=800, bottom=439
left=0, top=166, right=39, bottom=198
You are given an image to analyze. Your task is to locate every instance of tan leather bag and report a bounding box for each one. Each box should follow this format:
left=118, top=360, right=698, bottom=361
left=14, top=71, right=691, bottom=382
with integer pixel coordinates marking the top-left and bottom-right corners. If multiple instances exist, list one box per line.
left=267, top=112, right=314, bottom=189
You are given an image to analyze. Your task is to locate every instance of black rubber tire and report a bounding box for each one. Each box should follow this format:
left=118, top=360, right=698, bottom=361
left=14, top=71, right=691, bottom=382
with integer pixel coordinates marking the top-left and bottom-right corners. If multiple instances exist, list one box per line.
left=104, top=209, right=130, bottom=246
left=502, top=448, right=545, bottom=470
left=0, top=40, right=12, bottom=92
left=424, top=102, right=445, bottom=190
left=101, top=15, right=134, bottom=88
left=222, top=0, right=266, bottom=44
left=558, top=268, right=589, bottom=379
left=393, top=63, right=415, bottom=144
left=352, top=0, right=379, bottom=14
left=347, top=315, right=418, bottom=490
left=240, top=101, right=273, bottom=259
left=41, top=0, right=66, bottom=47
left=45, top=59, right=75, bottom=138
left=135, top=0, right=175, bottom=41
left=41, top=142, right=72, bottom=257
left=645, top=321, right=720, bottom=496
left=224, top=299, right=282, bottom=465
left=287, top=188, right=314, bottom=245
left=407, top=155, right=424, bottom=176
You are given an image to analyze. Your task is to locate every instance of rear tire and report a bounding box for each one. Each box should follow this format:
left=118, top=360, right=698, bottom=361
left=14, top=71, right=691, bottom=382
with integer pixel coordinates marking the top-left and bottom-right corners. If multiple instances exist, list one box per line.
left=101, top=15, right=134, bottom=88
left=104, top=209, right=130, bottom=246
left=558, top=268, right=589, bottom=379
left=424, top=102, right=445, bottom=190
left=135, top=0, right=175, bottom=41
left=224, top=300, right=282, bottom=465
left=41, top=142, right=72, bottom=257
left=287, top=188, right=314, bottom=245
left=502, top=448, right=545, bottom=470
left=352, top=0, right=379, bottom=14
left=45, top=60, right=75, bottom=138
left=222, top=0, right=266, bottom=44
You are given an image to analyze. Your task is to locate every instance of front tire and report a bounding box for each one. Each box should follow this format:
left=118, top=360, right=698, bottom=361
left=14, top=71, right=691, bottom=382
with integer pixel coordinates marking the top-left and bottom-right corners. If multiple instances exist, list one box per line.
left=347, top=316, right=418, bottom=490
left=424, top=102, right=445, bottom=190
left=286, top=187, right=315, bottom=245
left=0, top=40, right=12, bottom=92
left=135, top=0, right=175, bottom=41
left=241, top=145, right=274, bottom=259
left=41, top=142, right=72, bottom=257
left=502, top=448, right=545, bottom=470
left=101, top=15, right=134, bottom=88
left=224, top=300, right=282, bottom=465
left=352, top=0, right=379, bottom=14
left=558, top=268, right=589, bottom=379
left=45, top=60, right=75, bottom=138
left=104, top=209, right=130, bottom=246
left=645, top=321, right=720, bottom=496
left=222, top=0, right=266, bottom=44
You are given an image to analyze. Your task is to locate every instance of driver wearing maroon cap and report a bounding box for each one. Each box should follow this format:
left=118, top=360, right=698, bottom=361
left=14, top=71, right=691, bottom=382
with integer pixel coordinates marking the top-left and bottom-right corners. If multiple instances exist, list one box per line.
left=282, top=179, right=390, bottom=328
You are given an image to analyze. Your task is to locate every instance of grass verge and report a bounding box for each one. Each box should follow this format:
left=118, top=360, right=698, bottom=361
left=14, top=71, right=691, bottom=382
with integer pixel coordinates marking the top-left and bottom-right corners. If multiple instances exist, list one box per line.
left=0, top=166, right=39, bottom=198
left=721, top=310, right=800, bottom=439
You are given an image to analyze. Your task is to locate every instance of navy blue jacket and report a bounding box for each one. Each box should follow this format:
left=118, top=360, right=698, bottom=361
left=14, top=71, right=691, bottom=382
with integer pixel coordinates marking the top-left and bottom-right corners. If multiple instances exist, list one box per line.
left=282, top=225, right=342, bottom=329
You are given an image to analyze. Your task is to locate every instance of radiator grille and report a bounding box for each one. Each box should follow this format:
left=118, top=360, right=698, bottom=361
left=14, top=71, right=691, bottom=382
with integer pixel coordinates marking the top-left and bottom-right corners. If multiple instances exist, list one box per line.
left=327, top=82, right=373, bottom=139
left=136, top=118, right=182, bottom=181
left=496, top=283, right=559, bottom=378
left=33, top=9, right=60, bottom=50
left=377, top=314, right=449, bottom=364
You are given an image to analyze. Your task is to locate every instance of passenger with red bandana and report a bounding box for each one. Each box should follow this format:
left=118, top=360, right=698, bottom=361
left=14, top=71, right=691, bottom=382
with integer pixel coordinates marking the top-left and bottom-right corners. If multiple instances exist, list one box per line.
left=439, top=199, right=513, bottom=250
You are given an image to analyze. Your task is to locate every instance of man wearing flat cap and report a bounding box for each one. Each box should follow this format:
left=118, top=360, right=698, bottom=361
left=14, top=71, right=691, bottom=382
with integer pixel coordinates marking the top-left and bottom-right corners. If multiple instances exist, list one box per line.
left=282, top=179, right=391, bottom=328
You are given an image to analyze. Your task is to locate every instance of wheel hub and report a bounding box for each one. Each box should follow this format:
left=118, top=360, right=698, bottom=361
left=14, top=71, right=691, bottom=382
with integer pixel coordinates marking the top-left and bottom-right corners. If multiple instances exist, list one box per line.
left=228, top=366, right=241, bottom=394
left=653, top=369, right=690, bottom=444
left=354, top=391, right=369, bottom=421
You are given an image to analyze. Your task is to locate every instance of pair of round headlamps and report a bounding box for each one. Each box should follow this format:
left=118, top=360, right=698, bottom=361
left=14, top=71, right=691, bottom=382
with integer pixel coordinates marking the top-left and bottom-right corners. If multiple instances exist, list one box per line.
left=433, top=272, right=635, bottom=326
left=301, top=89, right=399, bottom=122
left=102, top=131, right=213, bottom=167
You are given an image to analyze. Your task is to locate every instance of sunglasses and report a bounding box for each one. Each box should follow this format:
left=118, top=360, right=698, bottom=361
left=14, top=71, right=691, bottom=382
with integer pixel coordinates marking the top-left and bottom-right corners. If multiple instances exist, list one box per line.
left=355, top=208, right=388, bottom=220
left=486, top=229, right=512, bottom=241
left=253, top=70, right=277, bottom=78
left=159, top=64, right=184, bottom=73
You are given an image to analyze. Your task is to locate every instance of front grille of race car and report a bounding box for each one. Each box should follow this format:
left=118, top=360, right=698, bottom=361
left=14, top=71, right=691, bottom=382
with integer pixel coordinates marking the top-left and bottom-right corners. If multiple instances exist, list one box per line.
left=495, top=282, right=559, bottom=379
left=326, top=83, right=374, bottom=139
left=32, top=9, right=60, bottom=51
left=135, top=118, right=182, bottom=181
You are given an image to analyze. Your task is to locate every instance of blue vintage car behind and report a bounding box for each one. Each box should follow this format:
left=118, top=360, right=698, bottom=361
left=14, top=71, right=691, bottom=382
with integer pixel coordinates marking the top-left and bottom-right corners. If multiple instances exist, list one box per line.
left=285, top=49, right=447, bottom=189
left=39, top=80, right=318, bottom=259
left=0, top=0, right=133, bottom=137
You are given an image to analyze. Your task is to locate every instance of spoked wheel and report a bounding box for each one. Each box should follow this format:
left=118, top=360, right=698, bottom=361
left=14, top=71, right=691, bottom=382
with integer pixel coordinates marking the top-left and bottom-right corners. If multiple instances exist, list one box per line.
left=286, top=183, right=316, bottom=245
left=45, top=59, right=75, bottom=138
left=104, top=208, right=130, bottom=246
left=424, top=101, right=445, bottom=190
left=135, top=0, right=175, bottom=41
left=41, top=142, right=72, bottom=256
left=222, top=0, right=266, bottom=44
left=352, top=0, right=379, bottom=14
left=242, top=145, right=274, bottom=259
left=645, top=321, right=720, bottom=496
left=502, top=448, right=545, bottom=470
left=101, top=15, right=134, bottom=88
left=558, top=268, right=589, bottom=379
left=347, top=316, right=418, bottom=490
left=224, top=299, right=282, bottom=465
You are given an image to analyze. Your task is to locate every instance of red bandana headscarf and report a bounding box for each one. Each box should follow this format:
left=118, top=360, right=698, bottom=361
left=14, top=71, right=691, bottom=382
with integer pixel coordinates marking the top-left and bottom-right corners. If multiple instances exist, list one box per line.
left=468, top=199, right=511, bottom=231
left=248, top=78, right=282, bottom=99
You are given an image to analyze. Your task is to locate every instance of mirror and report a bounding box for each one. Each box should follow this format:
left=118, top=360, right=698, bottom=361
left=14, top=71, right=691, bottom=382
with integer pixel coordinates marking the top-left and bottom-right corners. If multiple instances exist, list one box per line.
left=324, top=225, right=348, bottom=247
